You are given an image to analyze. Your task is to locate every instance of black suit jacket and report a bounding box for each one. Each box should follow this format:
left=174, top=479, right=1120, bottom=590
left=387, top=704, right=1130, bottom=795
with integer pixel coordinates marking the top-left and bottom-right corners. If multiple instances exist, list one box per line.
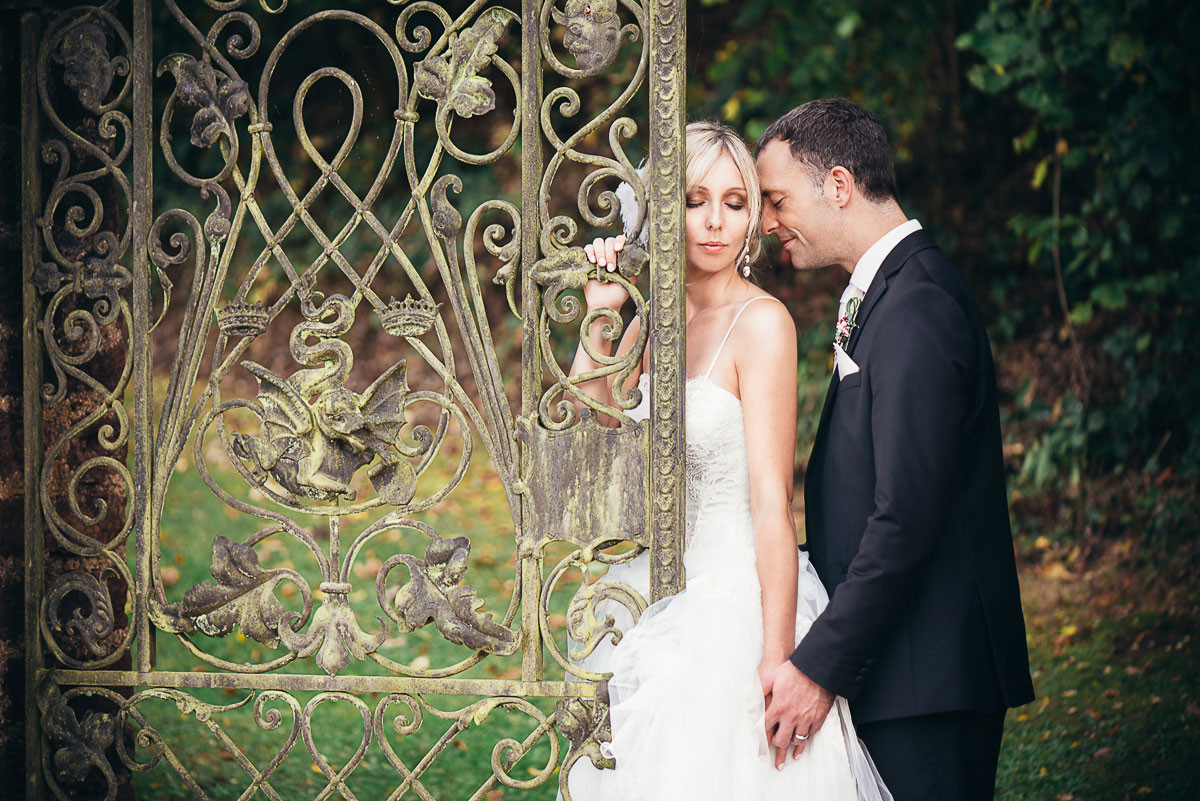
left=791, top=230, right=1035, bottom=724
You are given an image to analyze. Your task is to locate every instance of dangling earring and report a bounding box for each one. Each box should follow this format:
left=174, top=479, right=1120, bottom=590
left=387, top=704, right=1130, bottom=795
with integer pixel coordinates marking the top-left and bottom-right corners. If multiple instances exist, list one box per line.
left=740, top=238, right=752, bottom=277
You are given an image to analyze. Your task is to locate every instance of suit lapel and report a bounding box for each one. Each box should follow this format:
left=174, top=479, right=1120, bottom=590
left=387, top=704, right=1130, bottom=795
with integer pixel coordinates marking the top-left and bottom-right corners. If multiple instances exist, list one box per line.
left=846, top=230, right=936, bottom=357
left=807, top=231, right=939, bottom=493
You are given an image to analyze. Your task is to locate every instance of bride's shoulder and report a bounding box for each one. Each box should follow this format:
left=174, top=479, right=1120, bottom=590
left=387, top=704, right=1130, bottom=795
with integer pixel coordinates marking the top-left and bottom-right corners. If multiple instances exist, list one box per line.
left=728, top=294, right=795, bottom=370
left=736, top=293, right=795, bottom=339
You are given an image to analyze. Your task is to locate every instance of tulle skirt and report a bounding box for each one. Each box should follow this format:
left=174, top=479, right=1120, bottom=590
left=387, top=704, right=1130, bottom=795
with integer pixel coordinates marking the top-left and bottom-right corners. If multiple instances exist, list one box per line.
left=560, top=540, right=891, bottom=801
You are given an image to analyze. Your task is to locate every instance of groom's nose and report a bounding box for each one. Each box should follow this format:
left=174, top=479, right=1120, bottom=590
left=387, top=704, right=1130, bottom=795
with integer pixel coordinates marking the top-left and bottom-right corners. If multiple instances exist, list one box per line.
left=761, top=204, right=777, bottom=235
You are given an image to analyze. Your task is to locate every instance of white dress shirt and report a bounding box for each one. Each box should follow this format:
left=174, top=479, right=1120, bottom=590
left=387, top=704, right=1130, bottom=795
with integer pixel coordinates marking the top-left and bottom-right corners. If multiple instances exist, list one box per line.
left=846, top=219, right=924, bottom=300
left=833, top=219, right=922, bottom=377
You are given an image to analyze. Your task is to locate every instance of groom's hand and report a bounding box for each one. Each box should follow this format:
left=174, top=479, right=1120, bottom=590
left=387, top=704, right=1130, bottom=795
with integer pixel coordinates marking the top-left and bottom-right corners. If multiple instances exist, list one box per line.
left=762, top=661, right=835, bottom=770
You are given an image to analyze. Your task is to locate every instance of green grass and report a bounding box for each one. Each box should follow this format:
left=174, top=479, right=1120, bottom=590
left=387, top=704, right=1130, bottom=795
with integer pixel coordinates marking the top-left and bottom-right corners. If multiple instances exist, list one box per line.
left=129, top=436, right=576, bottom=801
left=997, top=540, right=1200, bottom=800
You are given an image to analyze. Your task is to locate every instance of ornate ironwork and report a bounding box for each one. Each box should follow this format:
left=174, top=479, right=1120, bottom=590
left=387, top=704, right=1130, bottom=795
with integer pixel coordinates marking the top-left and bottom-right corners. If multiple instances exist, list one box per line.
left=22, top=0, right=686, bottom=797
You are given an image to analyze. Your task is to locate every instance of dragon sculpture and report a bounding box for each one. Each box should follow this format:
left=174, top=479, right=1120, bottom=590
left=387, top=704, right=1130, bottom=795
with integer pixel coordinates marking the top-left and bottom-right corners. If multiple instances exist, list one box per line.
left=232, top=295, right=429, bottom=506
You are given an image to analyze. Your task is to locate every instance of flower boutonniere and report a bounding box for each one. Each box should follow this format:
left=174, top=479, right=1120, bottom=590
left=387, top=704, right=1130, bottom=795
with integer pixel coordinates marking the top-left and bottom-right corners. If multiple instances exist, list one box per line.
left=834, top=295, right=862, bottom=351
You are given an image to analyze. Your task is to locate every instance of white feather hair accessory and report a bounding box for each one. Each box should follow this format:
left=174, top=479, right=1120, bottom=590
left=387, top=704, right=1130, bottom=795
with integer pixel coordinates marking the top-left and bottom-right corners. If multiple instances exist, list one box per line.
left=614, top=162, right=650, bottom=245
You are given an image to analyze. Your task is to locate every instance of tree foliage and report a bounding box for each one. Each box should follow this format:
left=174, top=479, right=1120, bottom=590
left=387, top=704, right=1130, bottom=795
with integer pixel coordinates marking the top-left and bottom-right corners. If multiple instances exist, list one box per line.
left=957, top=0, right=1200, bottom=481
left=688, top=0, right=1198, bottom=540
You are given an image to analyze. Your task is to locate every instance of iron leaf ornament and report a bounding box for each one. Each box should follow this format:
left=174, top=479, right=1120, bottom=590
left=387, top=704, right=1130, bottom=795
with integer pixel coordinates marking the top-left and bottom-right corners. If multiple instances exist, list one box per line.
left=414, top=9, right=510, bottom=119
left=158, top=54, right=251, bottom=148
left=385, top=537, right=520, bottom=655
left=154, top=535, right=304, bottom=647
left=557, top=685, right=615, bottom=780
left=38, top=683, right=117, bottom=788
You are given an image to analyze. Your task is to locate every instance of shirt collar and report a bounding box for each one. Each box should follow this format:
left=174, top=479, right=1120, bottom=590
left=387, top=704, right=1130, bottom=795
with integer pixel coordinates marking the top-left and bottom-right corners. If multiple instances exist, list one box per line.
left=848, top=219, right=923, bottom=296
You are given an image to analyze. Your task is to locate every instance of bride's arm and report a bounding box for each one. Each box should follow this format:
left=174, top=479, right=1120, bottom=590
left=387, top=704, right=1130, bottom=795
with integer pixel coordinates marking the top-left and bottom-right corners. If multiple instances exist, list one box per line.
left=735, top=302, right=801, bottom=679
left=567, top=236, right=645, bottom=424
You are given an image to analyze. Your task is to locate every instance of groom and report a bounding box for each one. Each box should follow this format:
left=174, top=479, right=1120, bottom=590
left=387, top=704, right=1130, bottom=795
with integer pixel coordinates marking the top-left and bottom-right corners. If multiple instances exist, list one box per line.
left=757, top=99, right=1034, bottom=799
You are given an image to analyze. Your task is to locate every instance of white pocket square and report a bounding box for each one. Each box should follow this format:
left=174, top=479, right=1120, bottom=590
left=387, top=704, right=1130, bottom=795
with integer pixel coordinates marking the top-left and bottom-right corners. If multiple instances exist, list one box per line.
left=834, top=344, right=860, bottom=380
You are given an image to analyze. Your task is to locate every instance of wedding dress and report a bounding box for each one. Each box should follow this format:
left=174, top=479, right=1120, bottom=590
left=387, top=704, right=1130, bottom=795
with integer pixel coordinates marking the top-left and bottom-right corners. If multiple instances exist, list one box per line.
left=562, top=297, right=891, bottom=801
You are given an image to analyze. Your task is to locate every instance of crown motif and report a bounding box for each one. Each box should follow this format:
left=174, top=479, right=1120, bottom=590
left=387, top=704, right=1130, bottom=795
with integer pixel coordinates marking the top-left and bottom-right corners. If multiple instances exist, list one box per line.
left=379, top=294, right=441, bottom=337
left=215, top=300, right=269, bottom=337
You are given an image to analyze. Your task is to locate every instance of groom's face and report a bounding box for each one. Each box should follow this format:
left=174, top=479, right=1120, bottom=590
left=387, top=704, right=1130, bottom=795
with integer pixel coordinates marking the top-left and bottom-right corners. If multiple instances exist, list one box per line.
left=757, top=139, right=840, bottom=272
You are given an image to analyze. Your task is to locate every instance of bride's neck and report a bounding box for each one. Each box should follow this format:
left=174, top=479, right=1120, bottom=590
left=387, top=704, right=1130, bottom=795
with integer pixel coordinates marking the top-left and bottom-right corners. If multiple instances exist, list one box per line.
left=685, top=266, right=746, bottom=318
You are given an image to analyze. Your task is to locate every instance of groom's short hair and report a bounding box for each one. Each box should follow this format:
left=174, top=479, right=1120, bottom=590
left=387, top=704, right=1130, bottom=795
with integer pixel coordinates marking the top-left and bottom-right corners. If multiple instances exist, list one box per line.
left=758, top=98, right=898, bottom=203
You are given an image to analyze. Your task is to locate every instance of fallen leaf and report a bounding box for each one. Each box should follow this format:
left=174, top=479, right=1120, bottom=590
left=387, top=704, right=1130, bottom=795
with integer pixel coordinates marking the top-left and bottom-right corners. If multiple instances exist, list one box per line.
left=1092, top=746, right=1112, bottom=759
left=354, top=555, right=383, bottom=580
left=1044, top=562, right=1071, bottom=580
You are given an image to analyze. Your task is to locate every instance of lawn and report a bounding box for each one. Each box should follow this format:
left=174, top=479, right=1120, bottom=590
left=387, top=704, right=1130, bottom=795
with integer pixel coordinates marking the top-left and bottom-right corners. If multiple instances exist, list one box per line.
left=131, top=436, right=575, bottom=801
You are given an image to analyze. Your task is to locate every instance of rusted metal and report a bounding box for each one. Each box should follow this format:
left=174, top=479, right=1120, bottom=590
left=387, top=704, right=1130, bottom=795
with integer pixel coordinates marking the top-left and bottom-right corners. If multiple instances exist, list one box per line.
left=22, top=13, right=46, bottom=799
left=22, top=1, right=686, bottom=797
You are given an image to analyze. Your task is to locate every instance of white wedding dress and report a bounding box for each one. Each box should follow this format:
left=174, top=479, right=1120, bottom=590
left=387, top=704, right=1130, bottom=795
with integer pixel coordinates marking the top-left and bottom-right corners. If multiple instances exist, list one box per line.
left=562, top=298, right=891, bottom=801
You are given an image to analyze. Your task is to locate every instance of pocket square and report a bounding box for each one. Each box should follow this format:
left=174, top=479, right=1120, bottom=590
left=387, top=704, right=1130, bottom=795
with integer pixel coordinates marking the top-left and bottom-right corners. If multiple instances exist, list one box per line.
left=834, top=344, right=860, bottom=380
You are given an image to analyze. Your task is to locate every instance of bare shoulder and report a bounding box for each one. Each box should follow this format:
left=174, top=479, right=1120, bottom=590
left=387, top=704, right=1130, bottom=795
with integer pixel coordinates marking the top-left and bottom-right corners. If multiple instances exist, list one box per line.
left=729, top=294, right=796, bottom=384
left=735, top=293, right=796, bottom=343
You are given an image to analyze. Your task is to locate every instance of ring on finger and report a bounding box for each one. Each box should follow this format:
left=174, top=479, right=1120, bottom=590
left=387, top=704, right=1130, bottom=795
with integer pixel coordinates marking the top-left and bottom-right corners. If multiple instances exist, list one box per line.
left=792, top=733, right=809, bottom=741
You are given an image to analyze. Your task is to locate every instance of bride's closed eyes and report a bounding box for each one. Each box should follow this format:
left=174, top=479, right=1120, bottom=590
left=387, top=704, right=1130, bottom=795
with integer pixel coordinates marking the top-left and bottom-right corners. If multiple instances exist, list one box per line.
left=686, top=193, right=748, bottom=211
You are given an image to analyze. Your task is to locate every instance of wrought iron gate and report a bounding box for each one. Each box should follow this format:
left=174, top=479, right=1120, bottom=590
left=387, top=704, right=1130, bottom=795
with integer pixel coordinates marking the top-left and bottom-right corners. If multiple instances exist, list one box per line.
left=20, top=1, right=685, bottom=797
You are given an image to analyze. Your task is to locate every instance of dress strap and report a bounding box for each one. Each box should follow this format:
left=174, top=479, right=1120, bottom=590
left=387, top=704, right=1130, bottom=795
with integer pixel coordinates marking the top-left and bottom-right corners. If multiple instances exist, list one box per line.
left=703, top=296, right=782, bottom=378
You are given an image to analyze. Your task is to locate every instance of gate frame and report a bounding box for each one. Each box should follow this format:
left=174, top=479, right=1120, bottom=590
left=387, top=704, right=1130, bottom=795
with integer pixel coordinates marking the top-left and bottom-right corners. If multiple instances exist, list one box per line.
left=21, top=1, right=686, bottom=797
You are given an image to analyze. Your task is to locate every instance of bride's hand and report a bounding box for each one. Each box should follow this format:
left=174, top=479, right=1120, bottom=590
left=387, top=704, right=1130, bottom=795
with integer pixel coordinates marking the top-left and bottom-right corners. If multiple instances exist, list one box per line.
left=757, top=658, right=777, bottom=699
left=582, top=235, right=630, bottom=310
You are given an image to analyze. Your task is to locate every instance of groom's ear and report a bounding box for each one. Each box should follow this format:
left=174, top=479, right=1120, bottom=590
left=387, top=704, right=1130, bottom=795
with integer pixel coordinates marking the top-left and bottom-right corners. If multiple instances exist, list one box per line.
left=826, top=166, right=855, bottom=209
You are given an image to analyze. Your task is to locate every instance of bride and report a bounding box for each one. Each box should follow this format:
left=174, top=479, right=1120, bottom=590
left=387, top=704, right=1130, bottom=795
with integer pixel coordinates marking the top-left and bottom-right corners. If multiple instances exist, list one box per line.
left=561, top=121, right=890, bottom=801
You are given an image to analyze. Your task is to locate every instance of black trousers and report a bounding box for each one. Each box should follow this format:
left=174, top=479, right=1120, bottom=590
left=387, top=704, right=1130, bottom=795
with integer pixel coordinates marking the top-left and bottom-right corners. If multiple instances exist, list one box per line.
left=856, top=710, right=1006, bottom=801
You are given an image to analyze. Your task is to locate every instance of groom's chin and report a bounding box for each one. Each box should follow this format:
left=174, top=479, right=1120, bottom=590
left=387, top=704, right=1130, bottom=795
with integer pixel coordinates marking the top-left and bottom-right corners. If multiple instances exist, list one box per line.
left=788, top=253, right=826, bottom=272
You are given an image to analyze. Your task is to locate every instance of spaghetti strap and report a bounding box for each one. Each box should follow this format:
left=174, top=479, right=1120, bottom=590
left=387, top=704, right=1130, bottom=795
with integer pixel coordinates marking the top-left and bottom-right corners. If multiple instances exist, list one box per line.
left=703, top=296, right=782, bottom=378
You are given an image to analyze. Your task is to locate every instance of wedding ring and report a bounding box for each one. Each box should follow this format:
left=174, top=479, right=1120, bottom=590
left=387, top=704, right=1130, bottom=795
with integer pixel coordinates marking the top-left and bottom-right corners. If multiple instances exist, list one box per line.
left=793, top=733, right=809, bottom=741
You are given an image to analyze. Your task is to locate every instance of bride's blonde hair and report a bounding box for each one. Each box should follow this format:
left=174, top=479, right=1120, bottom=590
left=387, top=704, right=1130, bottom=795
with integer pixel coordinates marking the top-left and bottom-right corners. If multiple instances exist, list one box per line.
left=685, top=121, right=763, bottom=266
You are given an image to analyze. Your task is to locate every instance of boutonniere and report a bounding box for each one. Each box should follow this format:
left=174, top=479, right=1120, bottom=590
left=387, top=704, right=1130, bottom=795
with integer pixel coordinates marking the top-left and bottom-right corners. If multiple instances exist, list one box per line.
left=834, top=295, right=862, bottom=351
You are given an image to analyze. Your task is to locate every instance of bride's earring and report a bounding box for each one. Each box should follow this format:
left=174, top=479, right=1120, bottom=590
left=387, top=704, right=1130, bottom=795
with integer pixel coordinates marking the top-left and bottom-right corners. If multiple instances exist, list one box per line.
left=740, top=239, right=752, bottom=277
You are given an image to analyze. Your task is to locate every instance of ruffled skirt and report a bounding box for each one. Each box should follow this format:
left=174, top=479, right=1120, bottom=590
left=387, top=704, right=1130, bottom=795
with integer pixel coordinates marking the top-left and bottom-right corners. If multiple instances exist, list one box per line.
left=561, top=542, right=891, bottom=801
